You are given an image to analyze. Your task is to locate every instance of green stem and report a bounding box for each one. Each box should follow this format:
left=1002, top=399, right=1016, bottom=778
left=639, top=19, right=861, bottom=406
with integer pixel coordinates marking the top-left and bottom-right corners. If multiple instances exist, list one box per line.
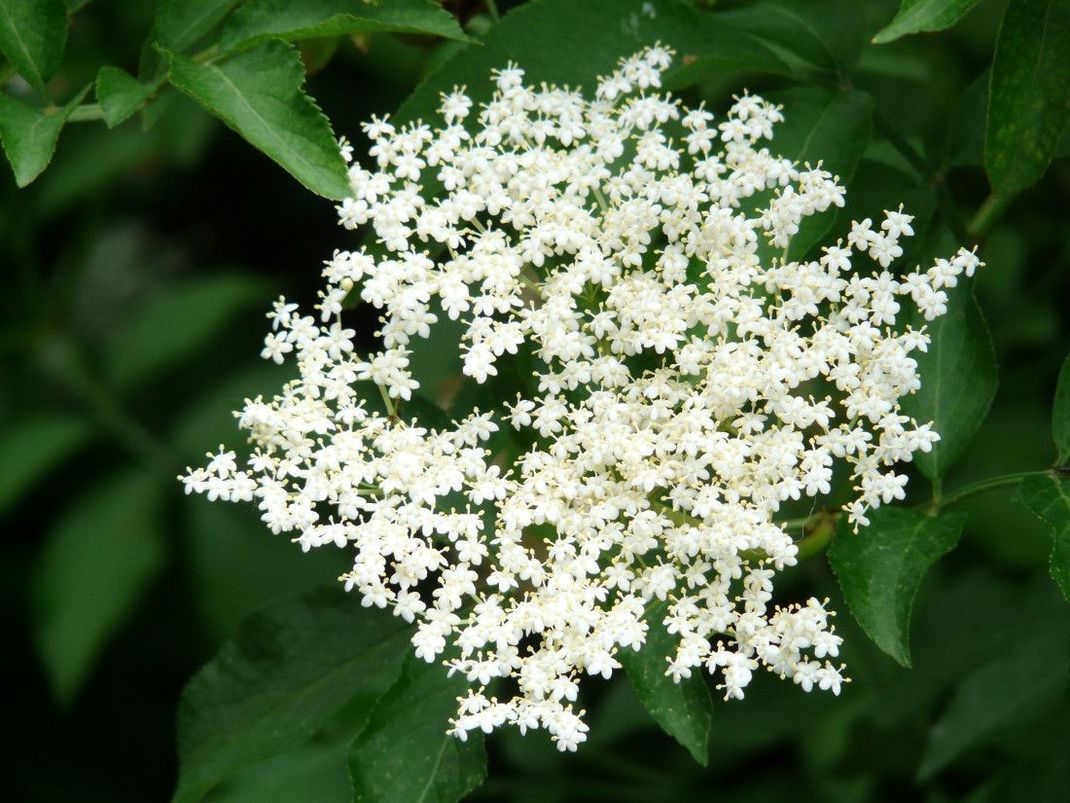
left=796, top=523, right=836, bottom=560
left=377, top=383, right=397, bottom=418
left=66, top=103, right=105, bottom=123
left=966, top=192, right=1013, bottom=243
left=193, top=43, right=222, bottom=65
left=485, top=0, right=501, bottom=22
left=936, top=469, right=1052, bottom=509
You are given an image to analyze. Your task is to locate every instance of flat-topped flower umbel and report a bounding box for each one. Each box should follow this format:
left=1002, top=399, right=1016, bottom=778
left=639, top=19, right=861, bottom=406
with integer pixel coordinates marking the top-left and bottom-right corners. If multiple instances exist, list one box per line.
left=181, top=46, right=980, bottom=752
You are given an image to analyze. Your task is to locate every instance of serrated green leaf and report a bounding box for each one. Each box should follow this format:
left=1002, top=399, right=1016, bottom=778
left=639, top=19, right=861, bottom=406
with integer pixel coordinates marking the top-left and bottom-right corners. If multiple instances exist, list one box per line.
left=174, top=588, right=412, bottom=803
left=394, top=0, right=786, bottom=126
left=1016, top=474, right=1070, bottom=601
left=1054, top=354, right=1070, bottom=463
left=95, top=66, right=165, bottom=128
left=918, top=612, right=1070, bottom=779
left=348, top=656, right=487, bottom=803
left=0, top=0, right=68, bottom=93
left=103, top=273, right=268, bottom=393
left=766, top=86, right=874, bottom=260
left=33, top=470, right=167, bottom=704
left=985, top=0, right=1070, bottom=195
left=0, top=84, right=87, bottom=186
left=165, top=42, right=349, bottom=199
left=829, top=506, right=967, bottom=666
left=0, top=412, right=92, bottom=515
left=873, top=0, right=986, bottom=44
left=619, top=600, right=713, bottom=766
left=901, top=279, right=998, bottom=480
left=219, top=0, right=468, bottom=55
left=155, top=0, right=243, bottom=52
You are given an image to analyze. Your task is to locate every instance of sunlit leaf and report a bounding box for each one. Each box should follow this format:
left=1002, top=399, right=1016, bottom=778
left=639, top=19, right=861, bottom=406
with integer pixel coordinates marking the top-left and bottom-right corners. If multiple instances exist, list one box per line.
left=619, top=600, right=713, bottom=766
left=829, top=506, right=967, bottom=666
left=33, top=470, right=167, bottom=704
left=0, top=85, right=87, bottom=186
left=166, top=41, right=349, bottom=199
left=219, top=0, right=468, bottom=55
left=873, top=0, right=986, bottom=44
left=985, top=0, right=1070, bottom=195
left=95, top=66, right=165, bottom=128
left=0, top=0, right=68, bottom=93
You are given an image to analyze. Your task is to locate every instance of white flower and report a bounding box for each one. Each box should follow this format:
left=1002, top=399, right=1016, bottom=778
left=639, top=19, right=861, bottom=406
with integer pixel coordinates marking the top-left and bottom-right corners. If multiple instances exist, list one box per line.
left=180, top=46, right=981, bottom=752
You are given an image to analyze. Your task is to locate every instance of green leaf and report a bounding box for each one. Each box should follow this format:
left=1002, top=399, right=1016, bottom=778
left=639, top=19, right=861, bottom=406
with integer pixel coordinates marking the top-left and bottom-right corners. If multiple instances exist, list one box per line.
left=394, top=0, right=786, bottom=126
left=901, top=279, right=998, bottom=480
left=183, top=498, right=350, bottom=641
left=204, top=736, right=353, bottom=803
left=918, top=612, right=1070, bottom=779
left=767, top=86, right=874, bottom=260
left=1016, top=474, right=1070, bottom=602
left=169, top=362, right=288, bottom=459
left=872, top=0, right=986, bottom=44
left=828, top=506, right=967, bottom=667
left=619, top=600, right=713, bottom=766
left=0, top=412, right=92, bottom=515
left=33, top=470, right=167, bottom=704
left=941, top=70, right=988, bottom=169
left=348, top=656, right=487, bottom=803
left=175, top=588, right=412, bottom=803
left=0, top=84, right=87, bottom=186
left=714, top=0, right=881, bottom=74
left=0, top=0, right=68, bottom=93
left=103, top=273, right=268, bottom=393
left=219, top=0, right=468, bottom=55
left=154, top=0, right=243, bottom=52
left=1054, top=354, right=1070, bottom=463
left=985, top=0, right=1070, bottom=195
left=165, top=42, right=350, bottom=199
left=95, top=66, right=165, bottom=128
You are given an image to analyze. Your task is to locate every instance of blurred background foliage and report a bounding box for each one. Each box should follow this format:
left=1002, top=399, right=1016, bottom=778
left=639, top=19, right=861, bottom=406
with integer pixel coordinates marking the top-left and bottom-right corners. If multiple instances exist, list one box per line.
left=1, top=0, right=1069, bottom=801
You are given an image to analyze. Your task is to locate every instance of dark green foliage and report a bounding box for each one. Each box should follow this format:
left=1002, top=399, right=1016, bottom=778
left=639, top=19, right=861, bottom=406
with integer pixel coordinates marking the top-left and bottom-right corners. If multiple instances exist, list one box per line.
left=348, top=657, right=487, bottom=803
left=829, top=507, right=966, bottom=666
left=900, top=280, right=999, bottom=481
left=175, top=589, right=412, bottom=802
left=619, top=600, right=714, bottom=765
left=2, top=0, right=1070, bottom=801
left=985, top=0, right=1070, bottom=195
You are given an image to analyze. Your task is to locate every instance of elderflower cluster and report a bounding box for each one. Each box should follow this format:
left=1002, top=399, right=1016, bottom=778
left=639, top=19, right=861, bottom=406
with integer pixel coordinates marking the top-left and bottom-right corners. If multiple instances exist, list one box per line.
left=181, top=46, right=981, bottom=751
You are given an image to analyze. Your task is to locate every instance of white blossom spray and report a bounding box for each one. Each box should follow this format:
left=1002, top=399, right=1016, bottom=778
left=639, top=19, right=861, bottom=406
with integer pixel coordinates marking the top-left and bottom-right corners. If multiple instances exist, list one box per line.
left=181, top=46, right=981, bottom=751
